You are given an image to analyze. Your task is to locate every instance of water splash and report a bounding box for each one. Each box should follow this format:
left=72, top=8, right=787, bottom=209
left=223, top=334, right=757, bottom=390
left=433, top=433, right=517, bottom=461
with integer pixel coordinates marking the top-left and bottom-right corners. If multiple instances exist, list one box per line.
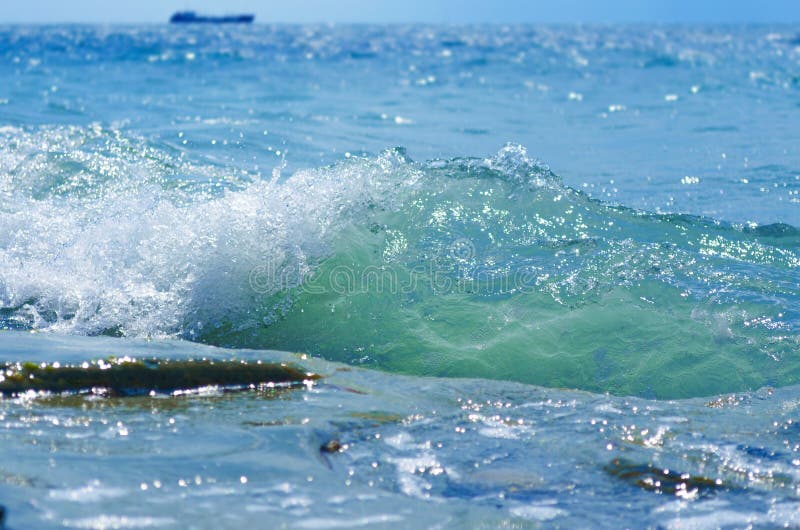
left=1, top=126, right=798, bottom=397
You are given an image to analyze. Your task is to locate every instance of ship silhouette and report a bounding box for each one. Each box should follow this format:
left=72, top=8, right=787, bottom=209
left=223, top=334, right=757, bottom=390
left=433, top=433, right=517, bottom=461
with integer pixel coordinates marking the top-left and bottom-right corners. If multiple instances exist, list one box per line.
left=170, top=11, right=255, bottom=24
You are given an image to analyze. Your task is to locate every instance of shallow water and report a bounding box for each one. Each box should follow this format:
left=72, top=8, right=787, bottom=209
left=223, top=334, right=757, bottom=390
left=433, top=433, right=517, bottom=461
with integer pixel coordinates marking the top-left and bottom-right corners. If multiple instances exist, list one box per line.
left=2, top=332, right=800, bottom=529
left=0, top=23, right=799, bottom=528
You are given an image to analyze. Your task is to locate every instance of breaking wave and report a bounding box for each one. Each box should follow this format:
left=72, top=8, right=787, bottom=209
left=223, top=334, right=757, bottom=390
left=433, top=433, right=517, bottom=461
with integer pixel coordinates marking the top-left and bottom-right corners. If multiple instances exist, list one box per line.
left=1, top=125, right=798, bottom=397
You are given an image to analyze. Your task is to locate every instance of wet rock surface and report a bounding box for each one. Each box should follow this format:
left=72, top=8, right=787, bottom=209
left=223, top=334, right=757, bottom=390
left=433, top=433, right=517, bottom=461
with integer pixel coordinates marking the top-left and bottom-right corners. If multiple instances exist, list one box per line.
left=0, top=359, right=319, bottom=397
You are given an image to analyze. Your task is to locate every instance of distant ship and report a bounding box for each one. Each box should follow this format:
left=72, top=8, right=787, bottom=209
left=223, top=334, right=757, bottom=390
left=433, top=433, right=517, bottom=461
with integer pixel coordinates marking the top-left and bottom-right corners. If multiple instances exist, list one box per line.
left=170, top=11, right=255, bottom=24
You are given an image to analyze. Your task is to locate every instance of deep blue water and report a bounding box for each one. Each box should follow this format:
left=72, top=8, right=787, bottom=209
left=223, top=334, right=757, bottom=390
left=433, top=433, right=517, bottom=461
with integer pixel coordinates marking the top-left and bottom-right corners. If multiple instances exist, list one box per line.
left=0, top=24, right=799, bottom=528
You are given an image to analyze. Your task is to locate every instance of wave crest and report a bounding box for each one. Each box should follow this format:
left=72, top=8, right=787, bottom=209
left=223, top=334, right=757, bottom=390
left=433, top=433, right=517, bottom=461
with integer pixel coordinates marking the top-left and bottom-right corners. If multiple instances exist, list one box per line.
left=1, top=126, right=798, bottom=398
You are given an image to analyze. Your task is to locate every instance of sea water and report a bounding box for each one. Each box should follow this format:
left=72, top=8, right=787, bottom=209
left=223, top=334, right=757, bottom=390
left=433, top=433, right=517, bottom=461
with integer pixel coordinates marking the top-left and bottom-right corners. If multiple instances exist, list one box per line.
left=0, top=24, right=799, bottom=528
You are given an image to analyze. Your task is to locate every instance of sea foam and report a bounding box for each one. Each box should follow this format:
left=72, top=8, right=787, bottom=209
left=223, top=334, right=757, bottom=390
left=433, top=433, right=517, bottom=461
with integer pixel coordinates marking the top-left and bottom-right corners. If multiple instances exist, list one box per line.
left=1, top=125, right=798, bottom=397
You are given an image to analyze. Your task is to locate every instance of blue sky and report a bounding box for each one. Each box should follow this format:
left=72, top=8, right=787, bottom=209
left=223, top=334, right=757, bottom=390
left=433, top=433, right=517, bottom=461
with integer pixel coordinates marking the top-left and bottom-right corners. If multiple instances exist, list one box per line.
left=4, top=0, right=800, bottom=24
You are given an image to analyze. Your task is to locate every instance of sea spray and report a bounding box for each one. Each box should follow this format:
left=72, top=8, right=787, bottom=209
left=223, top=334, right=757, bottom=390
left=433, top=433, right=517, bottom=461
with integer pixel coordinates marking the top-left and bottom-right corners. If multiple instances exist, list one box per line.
left=1, top=129, right=797, bottom=397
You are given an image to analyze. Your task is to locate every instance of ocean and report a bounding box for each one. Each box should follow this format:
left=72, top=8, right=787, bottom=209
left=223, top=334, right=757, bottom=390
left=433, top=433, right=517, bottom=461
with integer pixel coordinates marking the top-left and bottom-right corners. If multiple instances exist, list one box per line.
left=0, top=23, right=799, bottom=528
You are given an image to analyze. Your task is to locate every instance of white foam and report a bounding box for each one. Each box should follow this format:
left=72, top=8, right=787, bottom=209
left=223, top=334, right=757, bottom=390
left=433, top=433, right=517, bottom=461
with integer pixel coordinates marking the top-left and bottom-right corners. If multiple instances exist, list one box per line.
left=0, top=126, right=422, bottom=338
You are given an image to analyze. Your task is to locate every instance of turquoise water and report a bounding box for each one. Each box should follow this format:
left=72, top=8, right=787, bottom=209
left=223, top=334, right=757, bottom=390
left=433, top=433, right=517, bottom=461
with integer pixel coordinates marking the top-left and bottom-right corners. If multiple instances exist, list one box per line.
left=1, top=24, right=799, bottom=528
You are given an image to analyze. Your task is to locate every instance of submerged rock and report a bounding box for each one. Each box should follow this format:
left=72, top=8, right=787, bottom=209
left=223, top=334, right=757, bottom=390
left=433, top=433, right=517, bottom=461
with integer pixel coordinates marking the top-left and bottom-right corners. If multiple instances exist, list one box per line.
left=605, top=458, right=726, bottom=498
left=320, top=439, right=343, bottom=453
left=0, top=358, right=319, bottom=397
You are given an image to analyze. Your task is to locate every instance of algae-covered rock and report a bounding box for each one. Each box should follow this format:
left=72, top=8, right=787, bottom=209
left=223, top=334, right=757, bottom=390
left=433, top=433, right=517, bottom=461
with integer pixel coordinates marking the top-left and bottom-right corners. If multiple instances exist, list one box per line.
left=0, top=358, right=319, bottom=397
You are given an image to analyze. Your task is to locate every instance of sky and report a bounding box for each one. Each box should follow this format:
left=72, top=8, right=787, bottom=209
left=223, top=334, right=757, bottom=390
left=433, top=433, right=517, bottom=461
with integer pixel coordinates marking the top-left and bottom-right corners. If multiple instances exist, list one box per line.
left=3, top=0, right=800, bottom=24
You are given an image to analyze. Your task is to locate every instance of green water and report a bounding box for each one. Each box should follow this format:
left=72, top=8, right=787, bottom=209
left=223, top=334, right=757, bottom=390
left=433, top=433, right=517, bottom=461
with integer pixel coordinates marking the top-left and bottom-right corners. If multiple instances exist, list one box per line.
left=198, top=149, right=800, bottom=398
